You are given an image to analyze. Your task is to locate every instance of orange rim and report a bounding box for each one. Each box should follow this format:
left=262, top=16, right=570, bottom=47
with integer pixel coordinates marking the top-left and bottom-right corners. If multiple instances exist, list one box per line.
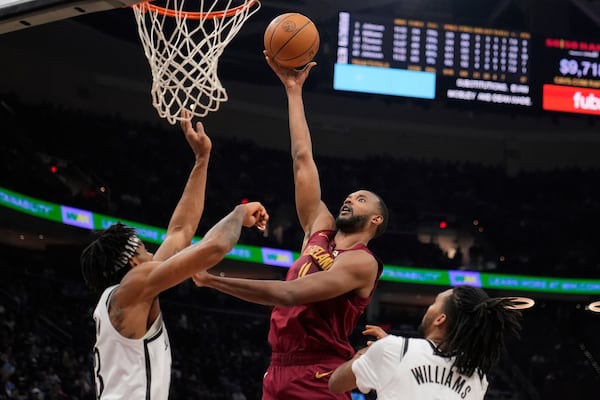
left=134, top=0, right=258, bottom=19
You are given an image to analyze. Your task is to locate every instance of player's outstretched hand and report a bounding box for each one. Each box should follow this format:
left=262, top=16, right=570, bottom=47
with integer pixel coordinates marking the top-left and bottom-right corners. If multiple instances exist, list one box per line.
left=180, top=109, right=212, bottom=161
left=264, top=50, right=317, bottom=92
left=363, top=324, right=389, bottom=346
left=191, top=270, right=210, bottom=287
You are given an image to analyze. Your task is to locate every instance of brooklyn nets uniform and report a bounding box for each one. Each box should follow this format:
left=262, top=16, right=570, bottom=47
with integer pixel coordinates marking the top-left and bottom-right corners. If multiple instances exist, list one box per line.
left=352, top=335, right=489, bottom=400
left=93, top=285, right=172, bottom=400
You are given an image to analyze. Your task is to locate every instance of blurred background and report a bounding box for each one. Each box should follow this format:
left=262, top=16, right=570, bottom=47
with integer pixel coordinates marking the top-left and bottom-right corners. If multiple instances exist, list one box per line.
left=1, top=0, right=599, bottom=399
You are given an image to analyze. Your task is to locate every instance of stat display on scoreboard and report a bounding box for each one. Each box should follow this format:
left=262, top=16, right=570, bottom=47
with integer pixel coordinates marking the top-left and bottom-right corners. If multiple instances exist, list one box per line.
left=334, top=11, right=532, bottom=107
left=542, top=37, right=600, bottom=116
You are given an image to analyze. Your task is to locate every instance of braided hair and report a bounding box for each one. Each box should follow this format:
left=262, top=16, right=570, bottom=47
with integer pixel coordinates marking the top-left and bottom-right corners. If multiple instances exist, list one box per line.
left=81, top=222, right=140, bottom=294
left=439, top=285, right=522, bottom=377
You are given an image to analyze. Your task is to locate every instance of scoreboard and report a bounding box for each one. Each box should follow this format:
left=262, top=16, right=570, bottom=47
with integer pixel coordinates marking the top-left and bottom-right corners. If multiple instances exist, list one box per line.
left=334, top=11, right=532, bottom=107
left=542, top=37, right=600, bottom=116
left=333, top=11, right=600, bottom=117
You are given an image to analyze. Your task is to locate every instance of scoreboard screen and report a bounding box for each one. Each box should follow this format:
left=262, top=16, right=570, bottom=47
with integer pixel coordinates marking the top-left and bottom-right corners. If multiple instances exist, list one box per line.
left=542, top=37, right=600, bottom=116
left=334, top=11, right=532, bottom=107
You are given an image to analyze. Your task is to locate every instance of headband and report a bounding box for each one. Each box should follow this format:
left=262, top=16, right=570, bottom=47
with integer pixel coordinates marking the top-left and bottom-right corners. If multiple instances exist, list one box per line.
left=112, top=235, right=141, bottom=274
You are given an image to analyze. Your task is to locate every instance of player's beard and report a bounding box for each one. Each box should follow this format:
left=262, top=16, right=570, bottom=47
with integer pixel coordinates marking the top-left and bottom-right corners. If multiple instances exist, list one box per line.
left=335, top=214, right=369, bottom=234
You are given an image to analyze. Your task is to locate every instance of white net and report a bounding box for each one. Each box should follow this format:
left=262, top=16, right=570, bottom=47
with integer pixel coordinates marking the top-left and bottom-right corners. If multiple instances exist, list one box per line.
left=132, top=0, right=261, bottom=124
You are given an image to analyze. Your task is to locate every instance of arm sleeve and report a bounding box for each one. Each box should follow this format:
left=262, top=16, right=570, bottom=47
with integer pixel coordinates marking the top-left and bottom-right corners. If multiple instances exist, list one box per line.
left=351, top=335, right=406, bottom=394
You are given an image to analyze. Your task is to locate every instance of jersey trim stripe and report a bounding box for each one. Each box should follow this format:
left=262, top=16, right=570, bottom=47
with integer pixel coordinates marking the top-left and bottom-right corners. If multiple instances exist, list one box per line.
left=144, top=326, right=164, bottom=400
left=402, top=337, right=409, bottom=356
left=105, top=287, right=117, bottom=307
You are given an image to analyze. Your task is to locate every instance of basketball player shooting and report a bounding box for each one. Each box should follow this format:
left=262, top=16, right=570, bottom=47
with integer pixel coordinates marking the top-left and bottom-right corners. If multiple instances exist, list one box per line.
left=191, top=41, right=389, bottom=399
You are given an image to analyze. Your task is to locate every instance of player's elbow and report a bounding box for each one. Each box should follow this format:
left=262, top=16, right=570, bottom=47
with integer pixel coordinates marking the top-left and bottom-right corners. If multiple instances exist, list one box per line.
left=165, top=225, right=199, bottom=249
left=328, top=376, right=344, bottom=393
left=212, top=240, right=235, bottom=259
left=277, top=288, right=299, bottom=307
left=197, top=239, right=233, bottom=268
left=292, top=148, right=314, bottom=165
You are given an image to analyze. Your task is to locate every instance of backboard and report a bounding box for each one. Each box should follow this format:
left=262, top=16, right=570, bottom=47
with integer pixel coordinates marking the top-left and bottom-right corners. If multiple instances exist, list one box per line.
left=0, top=0, right=138, bottom=34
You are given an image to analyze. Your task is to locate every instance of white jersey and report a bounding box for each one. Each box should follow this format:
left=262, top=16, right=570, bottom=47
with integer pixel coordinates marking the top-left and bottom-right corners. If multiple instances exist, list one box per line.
left=352, top=335, right=488, bottom=400
left=92, top=285, right=172, bottom=400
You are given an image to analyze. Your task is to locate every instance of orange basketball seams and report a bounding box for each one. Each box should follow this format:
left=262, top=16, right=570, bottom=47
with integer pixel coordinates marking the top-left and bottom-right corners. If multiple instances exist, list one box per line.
left=264, top=12, right=320, bottom=68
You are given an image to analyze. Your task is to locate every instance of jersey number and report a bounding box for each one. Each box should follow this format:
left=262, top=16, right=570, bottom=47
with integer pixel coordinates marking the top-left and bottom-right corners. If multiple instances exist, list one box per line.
left=298, top=261, right=312, bottom=278
left=93, top=346, right=104, bottom=399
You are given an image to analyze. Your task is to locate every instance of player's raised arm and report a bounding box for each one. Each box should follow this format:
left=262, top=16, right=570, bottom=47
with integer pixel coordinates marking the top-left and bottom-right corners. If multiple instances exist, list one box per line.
left=264, top=52, right=334, bottom=243
left=154, top=109, right=212, bottom=261
left=192, top=248, right=377, bottom=306
left=122, top=202, right=268, bottom=301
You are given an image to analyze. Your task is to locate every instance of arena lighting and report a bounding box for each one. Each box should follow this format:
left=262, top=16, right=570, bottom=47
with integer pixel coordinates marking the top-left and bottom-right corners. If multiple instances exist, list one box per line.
left=505, top=297, right=535, bottom=310
left=2, top=185, right=600, bottom=295
left=587, top=301, right=600, bottom=313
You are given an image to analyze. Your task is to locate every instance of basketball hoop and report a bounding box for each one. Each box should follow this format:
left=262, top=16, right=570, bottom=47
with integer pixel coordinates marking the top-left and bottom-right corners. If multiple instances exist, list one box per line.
left=131, top=0, right=261, bottom=124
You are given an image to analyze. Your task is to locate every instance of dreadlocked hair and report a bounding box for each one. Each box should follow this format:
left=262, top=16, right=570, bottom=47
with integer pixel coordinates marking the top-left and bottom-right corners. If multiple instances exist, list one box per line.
left=440, top=285, right=522, bottom=377
left=81, top=222, right=137, bottom=294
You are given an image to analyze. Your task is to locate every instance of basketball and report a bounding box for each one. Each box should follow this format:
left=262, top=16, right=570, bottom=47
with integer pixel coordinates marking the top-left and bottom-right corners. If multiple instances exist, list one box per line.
left=264, top=13, right=320, bottom=68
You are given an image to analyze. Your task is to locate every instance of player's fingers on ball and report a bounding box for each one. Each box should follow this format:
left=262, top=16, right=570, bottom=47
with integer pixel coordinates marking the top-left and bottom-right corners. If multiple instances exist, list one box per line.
left=302, top=61, right=317, bottom=72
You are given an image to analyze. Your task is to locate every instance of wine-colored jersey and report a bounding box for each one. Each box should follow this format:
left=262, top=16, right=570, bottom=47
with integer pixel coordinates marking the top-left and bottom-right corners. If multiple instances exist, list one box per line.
left=268, top=229, right=383, bottom=360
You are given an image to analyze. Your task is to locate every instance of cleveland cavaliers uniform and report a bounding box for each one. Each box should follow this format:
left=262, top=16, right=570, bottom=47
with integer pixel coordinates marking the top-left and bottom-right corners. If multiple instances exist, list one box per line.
left=263, top=230, right=383, bottom=400
left=93, top=285, right=172, bottom=400
left=352, top=335, right=489, bottom=400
